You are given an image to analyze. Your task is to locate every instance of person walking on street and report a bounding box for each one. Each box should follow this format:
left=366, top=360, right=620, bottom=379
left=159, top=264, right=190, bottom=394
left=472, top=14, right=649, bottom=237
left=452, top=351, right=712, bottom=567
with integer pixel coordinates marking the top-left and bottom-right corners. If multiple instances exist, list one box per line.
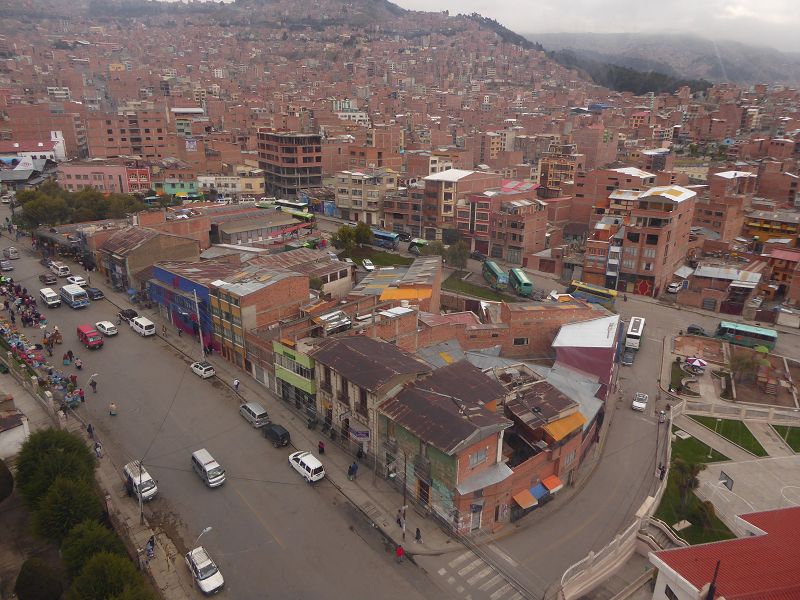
left=415, top=528, right=423, bottom=544
left=89, top=378, right=97, bottom=393
left=109, top=402, right=117, bottom=416
left=395, top=545, right=404, bottom=564
left=233, top=378, right=240, bottom=393
left=318, top=440, right=325, bottom=455
left=177, top=327, right=182, bottom=337
left=350, top=461, right=358, bottom=480
left=87, top=423, right=94, bottom=439
left=161, top=324, right=167, bottom=336
left=347, top=464, right=355, bottom=481
left=94, top=441, right=103, bottom=459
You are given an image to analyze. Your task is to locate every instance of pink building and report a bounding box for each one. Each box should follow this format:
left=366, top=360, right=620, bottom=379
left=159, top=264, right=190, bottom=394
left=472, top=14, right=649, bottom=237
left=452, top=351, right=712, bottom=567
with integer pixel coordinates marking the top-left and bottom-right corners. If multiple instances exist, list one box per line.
left=57, top=162, right=152, bottom=194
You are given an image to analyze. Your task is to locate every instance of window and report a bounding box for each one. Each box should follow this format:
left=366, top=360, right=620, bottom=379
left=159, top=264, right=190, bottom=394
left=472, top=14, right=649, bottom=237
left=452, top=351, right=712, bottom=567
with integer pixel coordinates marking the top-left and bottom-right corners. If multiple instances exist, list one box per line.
left=513, top=337, right=528, bottom=346
left=564, top=449, right=577, bottom=466
left=469, top=448, right=488, bottom=468
left=664, top=585, right=679, bottom=600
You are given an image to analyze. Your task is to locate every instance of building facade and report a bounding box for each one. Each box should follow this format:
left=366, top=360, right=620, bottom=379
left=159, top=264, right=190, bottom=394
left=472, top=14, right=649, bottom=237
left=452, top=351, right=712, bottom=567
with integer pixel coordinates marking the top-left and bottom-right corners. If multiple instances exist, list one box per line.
left=257, top=131, right=323, bottom=199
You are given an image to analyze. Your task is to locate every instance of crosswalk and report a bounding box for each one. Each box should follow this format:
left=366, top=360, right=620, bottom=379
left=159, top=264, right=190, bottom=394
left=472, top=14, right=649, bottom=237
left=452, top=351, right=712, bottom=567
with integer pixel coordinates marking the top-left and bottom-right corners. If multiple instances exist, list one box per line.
left=435, top=549, right=527, bottom=600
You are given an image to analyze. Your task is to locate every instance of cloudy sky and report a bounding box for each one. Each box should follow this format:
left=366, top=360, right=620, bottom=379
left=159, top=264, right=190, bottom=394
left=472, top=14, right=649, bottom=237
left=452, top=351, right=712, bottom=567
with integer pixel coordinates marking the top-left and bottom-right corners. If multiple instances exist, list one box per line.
left=392, top=0, right=800, bottom=52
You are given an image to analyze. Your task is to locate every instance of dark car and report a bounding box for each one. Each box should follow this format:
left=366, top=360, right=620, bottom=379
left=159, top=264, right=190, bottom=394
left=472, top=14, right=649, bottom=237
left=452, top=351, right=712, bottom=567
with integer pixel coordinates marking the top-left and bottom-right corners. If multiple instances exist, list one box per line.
left=39, top=273, right=57, bottom=285
left=686, top=324, right=707, bottom=336
left=397, top=232, right=412, bottom=242
left=86, top=287, right=105, bottom=300
left=470, top=251, right=486, bottom=262
left=39, top=257, right=53, bottom=267
left=262, top=423, right=290, bottom=448
left=118, top=308, right=138, bottom=323
left=621, top=350, right=635, bottom=366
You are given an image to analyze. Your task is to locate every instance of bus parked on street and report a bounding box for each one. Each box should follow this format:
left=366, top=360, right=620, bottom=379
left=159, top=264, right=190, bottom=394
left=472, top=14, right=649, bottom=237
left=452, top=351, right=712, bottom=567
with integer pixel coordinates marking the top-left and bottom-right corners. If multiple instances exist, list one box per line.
left=482, top=260, right=508, bottom=290
left=715, top=321, right=778, bottom=350
left=508, top=268, right=533, bottom=297
left=371, top=229, right=400, bottom=249
left=60, top=284, right=89, bottom=309
left=566, top=280, right=618, bottom=309
left=625, top=317, right=646, bottom=350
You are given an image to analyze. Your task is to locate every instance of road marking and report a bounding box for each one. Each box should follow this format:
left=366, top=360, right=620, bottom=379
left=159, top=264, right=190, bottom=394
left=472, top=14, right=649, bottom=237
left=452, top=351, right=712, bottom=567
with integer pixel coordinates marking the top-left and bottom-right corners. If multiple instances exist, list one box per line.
left=508, top=593, right=523, bottom=600
left=230, top=485, right=285, bottom=549
left=438, top=567, right=447, bottom=576
left=479, top=573, right=504, bottom=591
left=489, top=543, right=519, bottom=567
left=467, top=566, right=493, bottom=585
left=449, top=551, right=472, bottom=568
left=458, top=558, right=483, bottom=576
left=447, top=576, right=455, bottom=585
left=490, top=583, right=513, bottom=599
left=456, top=585, right=465, bottom=593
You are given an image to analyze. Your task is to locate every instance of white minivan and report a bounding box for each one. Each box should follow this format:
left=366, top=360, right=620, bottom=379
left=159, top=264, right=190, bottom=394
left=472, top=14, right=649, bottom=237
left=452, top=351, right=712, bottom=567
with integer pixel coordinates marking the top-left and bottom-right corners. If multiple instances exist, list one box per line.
left=130, top=316, right=156, bottom=336
left=123, top=461, right=158, bottom=501
left=50, top=261, right=71, bottom=277
left=39, top=287, right=61, bottom=308
left=191, top=448, right=226, bottom=488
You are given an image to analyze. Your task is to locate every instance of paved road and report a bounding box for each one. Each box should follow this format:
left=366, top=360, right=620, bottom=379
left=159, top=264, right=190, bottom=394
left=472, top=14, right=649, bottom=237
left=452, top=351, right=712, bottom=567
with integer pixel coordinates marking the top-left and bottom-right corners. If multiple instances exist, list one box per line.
left=5, top=234, right=439, bottom=599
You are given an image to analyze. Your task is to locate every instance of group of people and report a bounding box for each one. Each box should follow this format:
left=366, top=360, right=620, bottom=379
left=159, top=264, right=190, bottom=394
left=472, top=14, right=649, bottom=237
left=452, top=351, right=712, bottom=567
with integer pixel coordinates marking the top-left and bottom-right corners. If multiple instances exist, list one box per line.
left=1, top=281, right=46, bottom=329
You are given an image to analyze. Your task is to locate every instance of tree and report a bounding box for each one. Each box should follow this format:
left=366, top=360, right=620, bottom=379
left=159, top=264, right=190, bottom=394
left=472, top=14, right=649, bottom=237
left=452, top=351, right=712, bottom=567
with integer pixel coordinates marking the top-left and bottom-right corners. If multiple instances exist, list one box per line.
left=353, top=222, right=373, bottom=245
left=695, top=499, right=717, bottom=532
left=309, top=276, right=323, bottom=291
left=16, top=429, right=95, bottom=508
left=730, top=351, right=758, bottom=383
left=671, top=458, right=705, bottom=514
left=421, top=240, right=445, bottom=257
left=61, top=520, right=126, bottom=577
left=0, top=458, right=13, bottom=504
left=446, top=240, right=469, bottom=269
left=14, top=558, right=63, bottom=600
left=331, top=225, right=356, bottom=254
left=33, top=477, right=103, bottom=542
left=68, top=553, right=153, bottom=600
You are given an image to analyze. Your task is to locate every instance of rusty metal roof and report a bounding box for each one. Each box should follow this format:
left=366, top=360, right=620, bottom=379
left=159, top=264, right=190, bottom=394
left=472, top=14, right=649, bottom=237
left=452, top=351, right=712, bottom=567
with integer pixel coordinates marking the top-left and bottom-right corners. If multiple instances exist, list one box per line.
left=417, top=361, right=507, bottom=407
left=311, top=337, right=430, bottom=391
left=505, top=380, right=578, bottom=430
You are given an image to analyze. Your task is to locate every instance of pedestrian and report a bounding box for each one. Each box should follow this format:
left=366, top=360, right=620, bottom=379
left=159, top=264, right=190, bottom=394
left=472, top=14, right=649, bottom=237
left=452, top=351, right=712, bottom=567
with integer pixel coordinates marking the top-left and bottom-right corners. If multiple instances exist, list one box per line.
left=318, top=440, right=325, bottom=455
left=89, top=379, right=97, bottom=393
left=347, top=464, right=354, bottom=481
left=351, top=461, right=358, bottom=480
left=109, top=402, right=117, bottom=416
left=177, top=327, right=182, bottom=337
left=233, top=378, right=240, bottom=393
left=161, top=324, right=167, bottom=336
left=356, top=447, right=364, bottom=461
left=60, top=402, right=68, bottom=418
left=94, top=441, right=103, bottom=458
left=79, top=388, right=85, bottom=402
left=87, top=423, right=94, bottom=439
left=395, top=544, right=404, bottom=563
left=396, top=509, right=403, bottom=527
left=75, top=358, right=82, bottom=370
left=69, top=373, right=78, bottom=387
left=415, top=528, right=422, bottom=544
left=67, top=349, right=74, bottom=361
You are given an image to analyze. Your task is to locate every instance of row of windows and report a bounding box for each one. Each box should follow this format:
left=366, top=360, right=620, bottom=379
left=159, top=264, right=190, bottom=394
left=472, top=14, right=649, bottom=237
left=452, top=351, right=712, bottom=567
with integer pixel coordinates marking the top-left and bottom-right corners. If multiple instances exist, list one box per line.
left=275, top=353, right=314, bottom=380
left=210, top=306, right=242, bottom=326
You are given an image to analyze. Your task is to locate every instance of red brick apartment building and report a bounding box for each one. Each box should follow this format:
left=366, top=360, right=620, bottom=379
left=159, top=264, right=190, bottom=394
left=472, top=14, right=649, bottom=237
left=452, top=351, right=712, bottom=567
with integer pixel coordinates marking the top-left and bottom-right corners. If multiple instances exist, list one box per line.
left=86, top=108, right=176, bottom=159
left=693, top=170, right=756, bottom=242
left=257, top=130, right=323, bottom=199
left=421, top=169, right=502, bottom=240
left=57, top=160, right=151, bottom=194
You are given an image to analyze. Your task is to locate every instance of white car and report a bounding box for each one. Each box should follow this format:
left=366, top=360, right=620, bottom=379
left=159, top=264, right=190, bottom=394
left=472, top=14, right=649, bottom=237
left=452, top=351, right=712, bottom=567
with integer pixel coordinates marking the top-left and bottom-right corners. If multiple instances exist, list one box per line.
left=95, top=321, right=118, bottom=336
left=1, top=195, right=12, bottom=204
left=632, top=392, right=649, bottom=412
left=66, top=275, right=88, bottom=287
left=191, top=361, right=216, bottom=379
left=185, top=546, right=224, bottom=595
left=666, top=282, right=682, bottom=294
left=362, top=259, right=375, bottom=271
left=288, top=451, right=325, bottom=483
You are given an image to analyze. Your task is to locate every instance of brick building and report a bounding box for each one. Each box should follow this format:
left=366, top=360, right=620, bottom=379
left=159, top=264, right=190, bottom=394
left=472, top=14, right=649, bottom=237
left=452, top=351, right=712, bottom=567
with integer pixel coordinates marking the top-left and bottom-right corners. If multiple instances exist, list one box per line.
left=422, top=169, right=502, bottom=240
left=86, top=108, right=176, bottom=159
left=57, top=160, right=151, bottom=194
left=692, top=170, right=756, bottom=242
left=333, top=168, right=398, bottom=226
left=257, top=131, right=323, bottom=199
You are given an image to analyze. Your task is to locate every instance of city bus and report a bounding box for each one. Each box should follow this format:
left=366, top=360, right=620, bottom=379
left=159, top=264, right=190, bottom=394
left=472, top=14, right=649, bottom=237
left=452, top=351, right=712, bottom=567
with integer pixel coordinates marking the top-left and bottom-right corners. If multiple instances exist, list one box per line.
left=408, top=238, right=428, bottom=251
left=625, top=317, right=646, bottom=350
left=482, top=260, right=508, bottom=290
left=715, top=321, right=778, bottom=351
left=282, top=208, right=315, bottom=223
left=565, top=280, right=618, bottom=309
left=371, top=229, right=400, bottom=249
left=60, top=284, right=89, bottom=309
left=275, top=198, right=309, bottom=211
left=508, top=268, right=533, bottom=297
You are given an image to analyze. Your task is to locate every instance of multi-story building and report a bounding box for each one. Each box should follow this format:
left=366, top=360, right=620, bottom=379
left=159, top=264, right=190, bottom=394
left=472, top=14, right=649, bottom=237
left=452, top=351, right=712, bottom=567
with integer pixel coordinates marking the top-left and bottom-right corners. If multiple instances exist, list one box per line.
left=257, top=131, right=322, bottom=199
left=693, top=170, right=756, bottom=242
left=537, top=143, right=585, bottom=199
left=617, top=185, right=698, bottom=296
left=743, top=209, right=800, bottom=247
left=571, top=167, right=657, bottom=228
left=57, top=160, right=151, bottom=194
left=422, top=169, right=502, bottom=240
left=455, top=180, right=547, bottom=264
left=404, top=150, right=454, bottom=180
left=86, top=108, right=175, bottom=160
left=333, top=168, right=398, bottom=226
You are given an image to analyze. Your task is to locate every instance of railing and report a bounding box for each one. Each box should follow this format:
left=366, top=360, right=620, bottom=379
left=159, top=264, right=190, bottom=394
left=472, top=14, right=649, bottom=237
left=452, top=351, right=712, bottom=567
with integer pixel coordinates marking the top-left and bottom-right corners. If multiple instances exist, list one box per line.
left=681, top=399, right=800, bottom=425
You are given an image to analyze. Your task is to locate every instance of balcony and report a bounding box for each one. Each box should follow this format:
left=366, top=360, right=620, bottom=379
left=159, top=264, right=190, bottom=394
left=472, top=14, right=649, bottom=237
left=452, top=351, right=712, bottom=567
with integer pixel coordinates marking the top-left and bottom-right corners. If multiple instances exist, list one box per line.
left=337, top=390, right=350, bottom=405
left=320, top=381, right=332, bottom=394
left=414, top=455, right=431, bottom=479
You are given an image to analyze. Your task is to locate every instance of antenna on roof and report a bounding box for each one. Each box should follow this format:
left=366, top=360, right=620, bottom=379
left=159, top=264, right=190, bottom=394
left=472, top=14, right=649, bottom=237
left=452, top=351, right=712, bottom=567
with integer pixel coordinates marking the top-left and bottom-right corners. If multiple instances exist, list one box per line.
left=705, top=560, right=720, bottom=600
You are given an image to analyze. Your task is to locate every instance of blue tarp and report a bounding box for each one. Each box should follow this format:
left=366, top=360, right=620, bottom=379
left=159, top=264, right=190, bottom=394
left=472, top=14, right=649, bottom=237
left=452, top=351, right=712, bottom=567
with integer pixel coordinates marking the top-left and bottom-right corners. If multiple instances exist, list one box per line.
left=531, top=483, right=549, bottom=500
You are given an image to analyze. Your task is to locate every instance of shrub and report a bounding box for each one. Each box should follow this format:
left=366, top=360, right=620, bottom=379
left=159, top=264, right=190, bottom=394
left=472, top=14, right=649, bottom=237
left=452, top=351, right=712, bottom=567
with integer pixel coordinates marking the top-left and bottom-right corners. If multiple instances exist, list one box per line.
left=0, top=458, right=13, bottom=503
left=14, top=558, right=63, bottom=600
left=33, top=477, right=102, bottom=542
left=61, top=519, right=126, bottom=577
left=68, top=553, right=154, bottom=600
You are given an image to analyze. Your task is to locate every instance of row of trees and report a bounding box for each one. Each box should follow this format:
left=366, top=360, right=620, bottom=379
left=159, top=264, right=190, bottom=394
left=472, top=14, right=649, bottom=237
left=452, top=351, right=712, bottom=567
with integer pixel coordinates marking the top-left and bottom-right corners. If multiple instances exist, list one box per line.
left=331, top=222, right=374, bottom=254
left=12, top=429, right=154, bottom=600
left=13, top=182, right=147, bottom=230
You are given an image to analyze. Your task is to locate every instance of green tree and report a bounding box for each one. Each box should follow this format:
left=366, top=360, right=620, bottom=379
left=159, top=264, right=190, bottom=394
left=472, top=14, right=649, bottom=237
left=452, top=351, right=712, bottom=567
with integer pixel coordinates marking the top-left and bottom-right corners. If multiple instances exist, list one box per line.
left=33, top=477, right=103, bottom=542
left=0, top=458, right=13, bottom=503
left=309, top=276, right=323, bottom=291
left=353, top=222, right=373, bottom=245
left=61, top=520, right=126, bottom=577
left=671, top=458, right=705, bottom=514
left=695, top=499, right=717, bottom=532
left=446, top=240, right=469, bottom=269
left=421, top=240, right=445, bottom=257
left=331, top=225, right=356, bottom=254
left=68, top=553, right=153, bottom=600
left=16, top=429, right=95, bottom=508
left=730, top=352, right=758, bottom=383
left=14, top=557, right=63, bottom=600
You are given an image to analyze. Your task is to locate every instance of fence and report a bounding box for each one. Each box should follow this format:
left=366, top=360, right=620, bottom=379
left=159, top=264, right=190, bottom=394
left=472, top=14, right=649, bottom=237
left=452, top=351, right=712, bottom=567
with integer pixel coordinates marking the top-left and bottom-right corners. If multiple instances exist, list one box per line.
left=681, top=399, right=800, bottom=426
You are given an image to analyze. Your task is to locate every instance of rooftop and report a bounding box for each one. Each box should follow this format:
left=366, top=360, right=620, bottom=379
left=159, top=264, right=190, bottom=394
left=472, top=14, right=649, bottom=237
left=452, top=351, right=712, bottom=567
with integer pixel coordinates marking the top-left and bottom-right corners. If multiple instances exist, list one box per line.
left=610, top=166, right=655, bottom=179
left=552, top=315, right=620, bottom=349
left=424, top=168, right=475, bottom=182
left=638, top=185, right=696, bottom=203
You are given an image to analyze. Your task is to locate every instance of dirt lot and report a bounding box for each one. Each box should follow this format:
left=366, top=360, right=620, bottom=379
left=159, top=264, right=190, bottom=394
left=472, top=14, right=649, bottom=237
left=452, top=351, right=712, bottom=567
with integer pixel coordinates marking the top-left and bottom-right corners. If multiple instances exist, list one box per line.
left=674, top=335, right=726, bottom=364
left=729, top=346, right=798, bottom=408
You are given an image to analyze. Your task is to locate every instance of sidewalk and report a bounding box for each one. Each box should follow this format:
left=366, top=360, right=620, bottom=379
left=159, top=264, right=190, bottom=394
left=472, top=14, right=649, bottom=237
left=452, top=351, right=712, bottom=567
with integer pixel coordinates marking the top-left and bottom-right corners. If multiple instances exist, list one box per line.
left=744, top=421, right=795, bottom=457
left=672, top=415, right=755, bottom=462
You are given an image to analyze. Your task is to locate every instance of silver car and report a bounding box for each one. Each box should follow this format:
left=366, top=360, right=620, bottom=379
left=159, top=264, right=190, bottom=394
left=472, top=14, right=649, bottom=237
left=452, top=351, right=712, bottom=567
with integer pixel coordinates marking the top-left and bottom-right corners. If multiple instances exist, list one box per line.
left=185, top=546, right=224, bottom=595
left=631, top=392, right=649, bottom=411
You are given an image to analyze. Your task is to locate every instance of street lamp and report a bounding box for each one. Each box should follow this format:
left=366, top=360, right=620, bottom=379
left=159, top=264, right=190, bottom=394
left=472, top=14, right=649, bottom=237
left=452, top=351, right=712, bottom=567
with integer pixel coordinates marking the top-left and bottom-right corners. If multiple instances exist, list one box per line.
left=709, top=418, right=722, bottom=459
left=195, top=526, right=213, bottom=546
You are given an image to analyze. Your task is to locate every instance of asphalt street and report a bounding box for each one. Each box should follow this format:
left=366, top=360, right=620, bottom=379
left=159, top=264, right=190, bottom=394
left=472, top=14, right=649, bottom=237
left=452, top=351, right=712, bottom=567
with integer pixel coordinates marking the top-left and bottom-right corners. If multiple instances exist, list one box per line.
left=4, top=229, right=439, bottom=598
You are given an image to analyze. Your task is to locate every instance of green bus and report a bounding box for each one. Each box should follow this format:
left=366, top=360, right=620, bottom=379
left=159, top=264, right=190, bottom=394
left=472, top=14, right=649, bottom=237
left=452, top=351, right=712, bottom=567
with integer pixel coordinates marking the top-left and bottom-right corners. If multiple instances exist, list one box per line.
left=282, top=208, right=315, bottom=223
left=565, top=280, right=618, bottom=309
left=508, top=268, right=533, bottom=297
left=715, top=321, right=778, bottom=350
left=482, top=260, right=509, bottom=290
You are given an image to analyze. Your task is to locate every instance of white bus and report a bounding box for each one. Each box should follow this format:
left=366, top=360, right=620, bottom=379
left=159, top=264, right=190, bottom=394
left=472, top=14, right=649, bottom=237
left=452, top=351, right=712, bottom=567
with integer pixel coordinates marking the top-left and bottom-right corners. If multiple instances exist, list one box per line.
left=60, top=284, right=89, bottom=309
left=626, top=317, right=645, bottom=350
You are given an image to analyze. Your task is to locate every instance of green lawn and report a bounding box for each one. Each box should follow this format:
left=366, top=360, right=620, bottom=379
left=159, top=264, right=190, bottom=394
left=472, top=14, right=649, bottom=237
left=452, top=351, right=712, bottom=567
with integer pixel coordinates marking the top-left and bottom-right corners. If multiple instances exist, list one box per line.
left=345, top=247, right=413, bottom=267
left=442, top=272, right=514, bottom=302
left=772, top=425, right=800, bottom=453
left=671, top=427, right=729, bottom=464
left=670, top=362, right=684, bottom=390
left=690, top=416, right=768, bottom=457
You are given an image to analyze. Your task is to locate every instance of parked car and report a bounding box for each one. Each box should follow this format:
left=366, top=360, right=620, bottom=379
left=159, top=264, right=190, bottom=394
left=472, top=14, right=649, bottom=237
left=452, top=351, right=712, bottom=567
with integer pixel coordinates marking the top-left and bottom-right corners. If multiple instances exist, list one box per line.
left=118, top=309, right=138, bottom=323
left=666, top=282, right=682, bottom=294
left=686, top=324, right=707, bottom=336
left=39, top=257, right=53, bottom=267
left=263, top=423, right=290, bottom=448
left=95, top=321, right=118, bottom=336
left=631, top=392, right=649, bottom=411
left=86, top=287, right=104, bottom=300
left=66, top=275, right=88, bottom=287
left=185, top=547, right=224, bottom=596
left=0, top=260, right=13, bottom=272
left=288, top=451, right=325, bottom=483
left=621, top=350, right=635, bottom=366
left=191, top=361, right=216, bottom=379
left=470, top=251, right=486, bottom=262
left=39, top=273, right=57, bottom=285
left=398, top=232, right=412, bottom=242
left=362, top=259, right=375, bottom=271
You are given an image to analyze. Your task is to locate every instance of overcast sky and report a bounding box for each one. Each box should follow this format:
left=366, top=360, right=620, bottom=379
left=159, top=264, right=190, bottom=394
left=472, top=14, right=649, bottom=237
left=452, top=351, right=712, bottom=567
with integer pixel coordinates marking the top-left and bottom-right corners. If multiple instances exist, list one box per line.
left=392, top=0, right=800, bottom=52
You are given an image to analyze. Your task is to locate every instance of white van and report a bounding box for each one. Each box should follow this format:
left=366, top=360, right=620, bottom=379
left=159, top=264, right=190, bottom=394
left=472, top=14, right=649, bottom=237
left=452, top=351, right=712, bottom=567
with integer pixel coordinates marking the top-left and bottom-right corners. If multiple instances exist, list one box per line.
left=123, top=461, right=158, bottom=501
left=130, top=316, right=155, bottom=336
left=289, top=451, right=326, bottom=483
left=239, top=402, right=269, bottom=428
left=3, top=247, right=19, bottom=260
left=39, top=287, right=61, bottom=308
left=50, top=261, right=71, bottom=277
left=191, top=449, right=226, bottom=488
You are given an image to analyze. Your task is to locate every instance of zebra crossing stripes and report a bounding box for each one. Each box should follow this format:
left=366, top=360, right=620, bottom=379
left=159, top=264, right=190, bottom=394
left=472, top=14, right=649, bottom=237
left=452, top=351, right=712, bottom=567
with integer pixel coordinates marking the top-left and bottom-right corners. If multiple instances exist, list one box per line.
left=436, top=551, right=526, bottom=600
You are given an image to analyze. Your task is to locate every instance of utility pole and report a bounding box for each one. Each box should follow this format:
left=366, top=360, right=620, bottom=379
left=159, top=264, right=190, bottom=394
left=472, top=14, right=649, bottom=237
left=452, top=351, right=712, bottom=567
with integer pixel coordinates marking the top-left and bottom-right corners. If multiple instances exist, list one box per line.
left=193, top=290, right=204, bottom=359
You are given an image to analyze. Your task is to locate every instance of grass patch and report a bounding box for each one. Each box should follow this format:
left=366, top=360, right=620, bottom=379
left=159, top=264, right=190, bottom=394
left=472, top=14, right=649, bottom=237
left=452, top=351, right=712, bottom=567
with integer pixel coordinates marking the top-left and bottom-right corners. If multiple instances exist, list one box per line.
left=345, top=246, right=413, bottom=267
left=772, top=425, right=800, bottom=453
left=690, top=416, right=768, bottom=457
left=670, top=362, right=684, bottom=390
left=442, top=271, right=515, bottom=302
left=671, top=427, right=729, bottom=464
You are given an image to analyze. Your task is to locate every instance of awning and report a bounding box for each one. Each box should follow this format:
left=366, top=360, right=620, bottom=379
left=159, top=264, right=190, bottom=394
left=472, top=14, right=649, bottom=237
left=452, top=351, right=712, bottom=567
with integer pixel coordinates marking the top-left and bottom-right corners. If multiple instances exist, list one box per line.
left=531, top=482, right=549, bottom=500
left=513, top=489, right=538, bottom=510
left=455, top=462, right=513, bottom=495
left=542, top=475, right=564, bottom=493
left=543, top=412, right=587, bottom=442
left=674, top=265, right=694, bottom=279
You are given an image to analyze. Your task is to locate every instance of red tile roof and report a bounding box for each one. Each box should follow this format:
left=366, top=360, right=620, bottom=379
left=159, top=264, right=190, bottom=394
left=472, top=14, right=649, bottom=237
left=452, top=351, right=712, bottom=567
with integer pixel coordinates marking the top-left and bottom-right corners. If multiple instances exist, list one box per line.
left=769, top=249, right=800, bottom=263
left=653, top=507, right=800, bottom=599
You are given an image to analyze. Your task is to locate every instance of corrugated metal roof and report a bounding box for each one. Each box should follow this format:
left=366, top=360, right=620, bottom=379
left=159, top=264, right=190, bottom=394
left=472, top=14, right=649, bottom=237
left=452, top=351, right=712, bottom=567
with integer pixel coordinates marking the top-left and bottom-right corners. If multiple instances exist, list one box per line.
left=552, top=315, right=620, bottom=348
